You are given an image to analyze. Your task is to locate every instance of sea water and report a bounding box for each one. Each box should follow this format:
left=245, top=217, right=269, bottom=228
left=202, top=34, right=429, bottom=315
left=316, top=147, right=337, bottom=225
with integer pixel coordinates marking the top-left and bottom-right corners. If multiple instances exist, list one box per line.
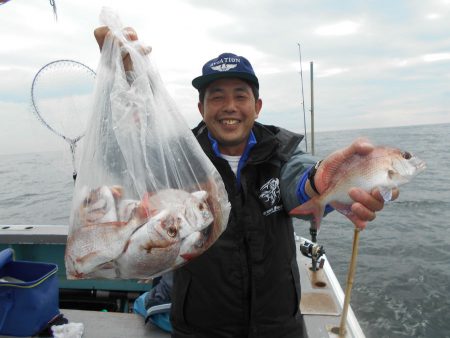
left=295, top=123, right=450, bottom=338
left=0, top=123, right=449, bottom=338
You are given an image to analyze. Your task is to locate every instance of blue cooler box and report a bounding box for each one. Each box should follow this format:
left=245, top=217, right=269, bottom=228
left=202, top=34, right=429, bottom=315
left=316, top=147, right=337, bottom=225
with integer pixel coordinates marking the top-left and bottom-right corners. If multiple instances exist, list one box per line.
left=0, top=248, right=60, bottom=337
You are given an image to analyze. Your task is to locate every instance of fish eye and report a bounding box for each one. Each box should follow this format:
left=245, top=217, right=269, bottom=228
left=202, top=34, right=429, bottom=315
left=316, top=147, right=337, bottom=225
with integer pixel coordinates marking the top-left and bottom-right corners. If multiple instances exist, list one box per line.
left=195, top=239, right=205, bottom=249
left=402, top=151, right=412, bottom=159
left=167, top=225, right=178, bottom=238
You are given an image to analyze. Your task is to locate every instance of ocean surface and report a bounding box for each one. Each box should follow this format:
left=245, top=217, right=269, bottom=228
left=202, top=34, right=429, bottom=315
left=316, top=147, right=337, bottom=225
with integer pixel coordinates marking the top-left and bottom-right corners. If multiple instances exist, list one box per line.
left=1, top=123, right=449, bottom=338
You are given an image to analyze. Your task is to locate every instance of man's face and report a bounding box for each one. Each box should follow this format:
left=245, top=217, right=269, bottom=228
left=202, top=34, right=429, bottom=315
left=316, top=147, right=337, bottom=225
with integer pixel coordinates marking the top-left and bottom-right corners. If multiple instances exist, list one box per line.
left=198, top=78, right=262, bottom=156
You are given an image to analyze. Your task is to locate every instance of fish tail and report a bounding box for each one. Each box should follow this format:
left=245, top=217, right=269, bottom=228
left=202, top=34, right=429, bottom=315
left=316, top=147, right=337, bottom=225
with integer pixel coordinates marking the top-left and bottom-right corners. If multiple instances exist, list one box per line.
left=289, top=197, right=326, bottom=231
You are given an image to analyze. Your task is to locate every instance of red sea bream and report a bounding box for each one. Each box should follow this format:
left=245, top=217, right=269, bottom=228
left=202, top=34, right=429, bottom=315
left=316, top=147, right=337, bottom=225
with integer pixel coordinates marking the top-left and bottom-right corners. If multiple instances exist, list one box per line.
left=290, top=146, right=426, bottom=230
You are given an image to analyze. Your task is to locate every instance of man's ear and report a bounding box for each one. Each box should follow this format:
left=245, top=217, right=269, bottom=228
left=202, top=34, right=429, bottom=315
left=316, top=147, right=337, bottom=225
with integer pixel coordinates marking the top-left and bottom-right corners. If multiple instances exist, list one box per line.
left=255, top=98, right=262, bottom=119
left=198, top=101, right=205, bottom=118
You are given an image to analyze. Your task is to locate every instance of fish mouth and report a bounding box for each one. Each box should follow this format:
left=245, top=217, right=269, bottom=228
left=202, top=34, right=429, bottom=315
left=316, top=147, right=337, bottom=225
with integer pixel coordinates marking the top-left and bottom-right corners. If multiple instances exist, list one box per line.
left=180, top=251, right=203, bottom=261
left=410, top=156, right=427, bottom=174
left=179, top=231, right=208, bottom=261
left=200, top=223, right=212, bottom=239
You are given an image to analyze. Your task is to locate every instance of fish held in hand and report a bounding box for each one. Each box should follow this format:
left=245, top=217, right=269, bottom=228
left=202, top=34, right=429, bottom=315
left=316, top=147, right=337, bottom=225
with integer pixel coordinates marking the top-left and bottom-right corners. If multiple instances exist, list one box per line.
left=289, top=146, right=426, bottom=230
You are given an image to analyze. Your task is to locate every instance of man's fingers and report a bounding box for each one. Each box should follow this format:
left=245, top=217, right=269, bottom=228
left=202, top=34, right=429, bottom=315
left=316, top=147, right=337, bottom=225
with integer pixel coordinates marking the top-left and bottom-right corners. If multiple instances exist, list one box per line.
left=94, top=26, right=141, bottom=50
left=121, top=28, right=152, bottom=56
left=141, top=46, right=152, bottom=55
left=123, top=27, right=138, bottom=42
left=346, top=213, right=368, bottom=230
left=349, top=188, right=384, bottom=212
left=350, top=202, right=376, bottom=222
left=345, top=137, right=374, bottom=157
left=94, top=26, right=110, bottom=51
left=345, top=186, right=400, bottom=229
left=367, top=187, right=400, bottom=203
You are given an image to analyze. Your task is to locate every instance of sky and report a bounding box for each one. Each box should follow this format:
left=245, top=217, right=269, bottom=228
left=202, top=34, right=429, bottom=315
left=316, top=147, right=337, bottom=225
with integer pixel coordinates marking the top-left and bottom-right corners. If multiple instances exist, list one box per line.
left=0, top=0, right=449, bottom=155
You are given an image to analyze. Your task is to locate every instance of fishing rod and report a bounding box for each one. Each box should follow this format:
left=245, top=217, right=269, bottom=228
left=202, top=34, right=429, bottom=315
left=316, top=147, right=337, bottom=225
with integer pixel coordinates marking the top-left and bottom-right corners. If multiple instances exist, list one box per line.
left=310, top=61, right=315, bottom=156
left=298, top=45, right=319, bottom=244
left=337, top=227, right=362, bottom=337
left=297, top=43, right=308, bottom=153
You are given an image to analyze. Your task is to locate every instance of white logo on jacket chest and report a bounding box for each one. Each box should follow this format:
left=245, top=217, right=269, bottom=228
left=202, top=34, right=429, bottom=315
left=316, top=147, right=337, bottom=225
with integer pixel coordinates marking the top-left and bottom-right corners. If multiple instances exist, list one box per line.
left=259, top=178, right=283, bottom=216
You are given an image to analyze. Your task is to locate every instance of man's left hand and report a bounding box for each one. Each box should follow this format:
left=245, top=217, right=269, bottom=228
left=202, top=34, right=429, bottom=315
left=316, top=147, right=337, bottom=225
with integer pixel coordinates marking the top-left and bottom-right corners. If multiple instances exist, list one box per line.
left=346, top=187, right=399, bottom=229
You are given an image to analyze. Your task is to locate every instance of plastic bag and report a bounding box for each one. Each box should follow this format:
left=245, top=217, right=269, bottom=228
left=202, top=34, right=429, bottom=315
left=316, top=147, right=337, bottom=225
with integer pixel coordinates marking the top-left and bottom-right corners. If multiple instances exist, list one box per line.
left=65, top=8, right=230, bottom=280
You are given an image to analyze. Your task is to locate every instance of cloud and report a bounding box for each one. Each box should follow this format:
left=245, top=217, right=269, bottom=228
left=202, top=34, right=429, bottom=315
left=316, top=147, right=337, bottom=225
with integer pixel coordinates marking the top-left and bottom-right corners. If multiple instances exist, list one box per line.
left=315, top=20, right=362, bottom=36
left=1, top=0, right=450, bottom=154
left=423, top=52, right=450, bottom=62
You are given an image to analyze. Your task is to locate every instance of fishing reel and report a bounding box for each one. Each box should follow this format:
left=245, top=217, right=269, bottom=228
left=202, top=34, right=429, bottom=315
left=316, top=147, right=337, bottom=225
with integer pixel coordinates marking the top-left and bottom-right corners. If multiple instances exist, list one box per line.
left=299, top=237, right=325, bottom=272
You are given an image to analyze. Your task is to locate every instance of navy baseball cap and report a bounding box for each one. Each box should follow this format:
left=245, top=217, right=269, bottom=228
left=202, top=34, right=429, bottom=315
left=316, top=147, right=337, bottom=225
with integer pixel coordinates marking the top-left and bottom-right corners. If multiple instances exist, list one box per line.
left=192, top=53, right=259, bottom=90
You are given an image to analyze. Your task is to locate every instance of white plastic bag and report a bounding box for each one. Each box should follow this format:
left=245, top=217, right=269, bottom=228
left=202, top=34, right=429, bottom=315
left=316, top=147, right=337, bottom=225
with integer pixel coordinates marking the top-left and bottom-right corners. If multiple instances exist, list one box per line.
left=65, top=8, right=230, bottom=279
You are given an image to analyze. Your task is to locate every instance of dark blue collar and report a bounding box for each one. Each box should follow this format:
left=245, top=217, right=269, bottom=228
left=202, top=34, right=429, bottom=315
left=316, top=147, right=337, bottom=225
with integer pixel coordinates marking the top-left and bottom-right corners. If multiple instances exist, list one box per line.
left=207, top=131, right=257, bottom=186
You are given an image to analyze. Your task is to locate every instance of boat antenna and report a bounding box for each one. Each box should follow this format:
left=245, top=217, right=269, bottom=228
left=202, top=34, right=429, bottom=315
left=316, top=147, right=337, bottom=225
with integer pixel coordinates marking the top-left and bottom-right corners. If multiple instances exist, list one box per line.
left=297, top=43, right=308, bottom=153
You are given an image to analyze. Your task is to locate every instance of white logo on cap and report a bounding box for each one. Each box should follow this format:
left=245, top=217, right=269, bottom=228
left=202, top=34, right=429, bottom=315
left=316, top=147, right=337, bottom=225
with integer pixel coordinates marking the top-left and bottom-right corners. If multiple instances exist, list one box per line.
left=211, top=64, right=237, bottom=72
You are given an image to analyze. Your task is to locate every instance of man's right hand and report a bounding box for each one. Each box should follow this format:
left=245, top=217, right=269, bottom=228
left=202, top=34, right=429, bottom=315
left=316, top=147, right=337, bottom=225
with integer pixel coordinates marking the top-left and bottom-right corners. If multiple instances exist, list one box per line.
left=94, top=26, right=139, bottom=50
left=93, top=26, right=151, bottom=71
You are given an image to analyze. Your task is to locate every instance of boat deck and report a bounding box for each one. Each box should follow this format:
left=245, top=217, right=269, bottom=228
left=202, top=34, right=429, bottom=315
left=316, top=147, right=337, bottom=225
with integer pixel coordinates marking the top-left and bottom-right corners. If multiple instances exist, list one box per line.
left=0, top=225, right=364, bottom=337
left=63, top=309, right=165, bottom=338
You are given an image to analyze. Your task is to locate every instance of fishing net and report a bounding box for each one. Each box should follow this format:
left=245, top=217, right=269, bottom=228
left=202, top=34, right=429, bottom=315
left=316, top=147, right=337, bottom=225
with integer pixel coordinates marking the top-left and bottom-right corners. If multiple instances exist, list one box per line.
left=31, top=59, right=96, bottom=180
left=65, top=8, right=230, bottom=280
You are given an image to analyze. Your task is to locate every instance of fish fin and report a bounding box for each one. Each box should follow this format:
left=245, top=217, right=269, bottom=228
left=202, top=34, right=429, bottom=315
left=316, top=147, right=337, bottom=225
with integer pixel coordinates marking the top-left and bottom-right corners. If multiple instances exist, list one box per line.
left=379, top=186, right=393, bottom=202
left=289, top=197, right=325, bottom=231
left=330, top=201, right=352, bottom=215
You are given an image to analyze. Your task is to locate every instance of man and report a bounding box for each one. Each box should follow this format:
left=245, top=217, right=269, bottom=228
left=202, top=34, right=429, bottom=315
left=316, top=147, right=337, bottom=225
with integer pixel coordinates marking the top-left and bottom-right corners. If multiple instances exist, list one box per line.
left=170, top=53, right=396, bottom=338
left=94, top=28, right=398, bottom=338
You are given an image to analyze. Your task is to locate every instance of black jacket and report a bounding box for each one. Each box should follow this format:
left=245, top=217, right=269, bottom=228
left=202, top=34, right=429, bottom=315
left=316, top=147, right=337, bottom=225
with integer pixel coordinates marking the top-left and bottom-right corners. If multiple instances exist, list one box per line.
left=171, top=122, right=307, bottom=338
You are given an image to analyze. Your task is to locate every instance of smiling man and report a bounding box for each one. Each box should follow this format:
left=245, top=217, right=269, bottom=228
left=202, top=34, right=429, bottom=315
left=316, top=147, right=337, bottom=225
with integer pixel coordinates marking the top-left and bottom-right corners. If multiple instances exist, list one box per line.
left=171, top=54, right=309, bottom=337
left=169, top=52, right=396, bottom=338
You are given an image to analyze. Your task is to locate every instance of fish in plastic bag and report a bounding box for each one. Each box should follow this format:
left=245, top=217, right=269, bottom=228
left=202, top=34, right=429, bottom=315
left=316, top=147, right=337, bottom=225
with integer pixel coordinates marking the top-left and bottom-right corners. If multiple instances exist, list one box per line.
left=65, top=8, right=230, bottom=280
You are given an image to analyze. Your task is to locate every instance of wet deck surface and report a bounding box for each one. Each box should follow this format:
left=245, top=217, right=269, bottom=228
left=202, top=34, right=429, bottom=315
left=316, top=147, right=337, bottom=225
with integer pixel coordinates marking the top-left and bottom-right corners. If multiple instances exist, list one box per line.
left=61, top=309, right=169, bottom=338
left=0, top=309, right=168, bottom=338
